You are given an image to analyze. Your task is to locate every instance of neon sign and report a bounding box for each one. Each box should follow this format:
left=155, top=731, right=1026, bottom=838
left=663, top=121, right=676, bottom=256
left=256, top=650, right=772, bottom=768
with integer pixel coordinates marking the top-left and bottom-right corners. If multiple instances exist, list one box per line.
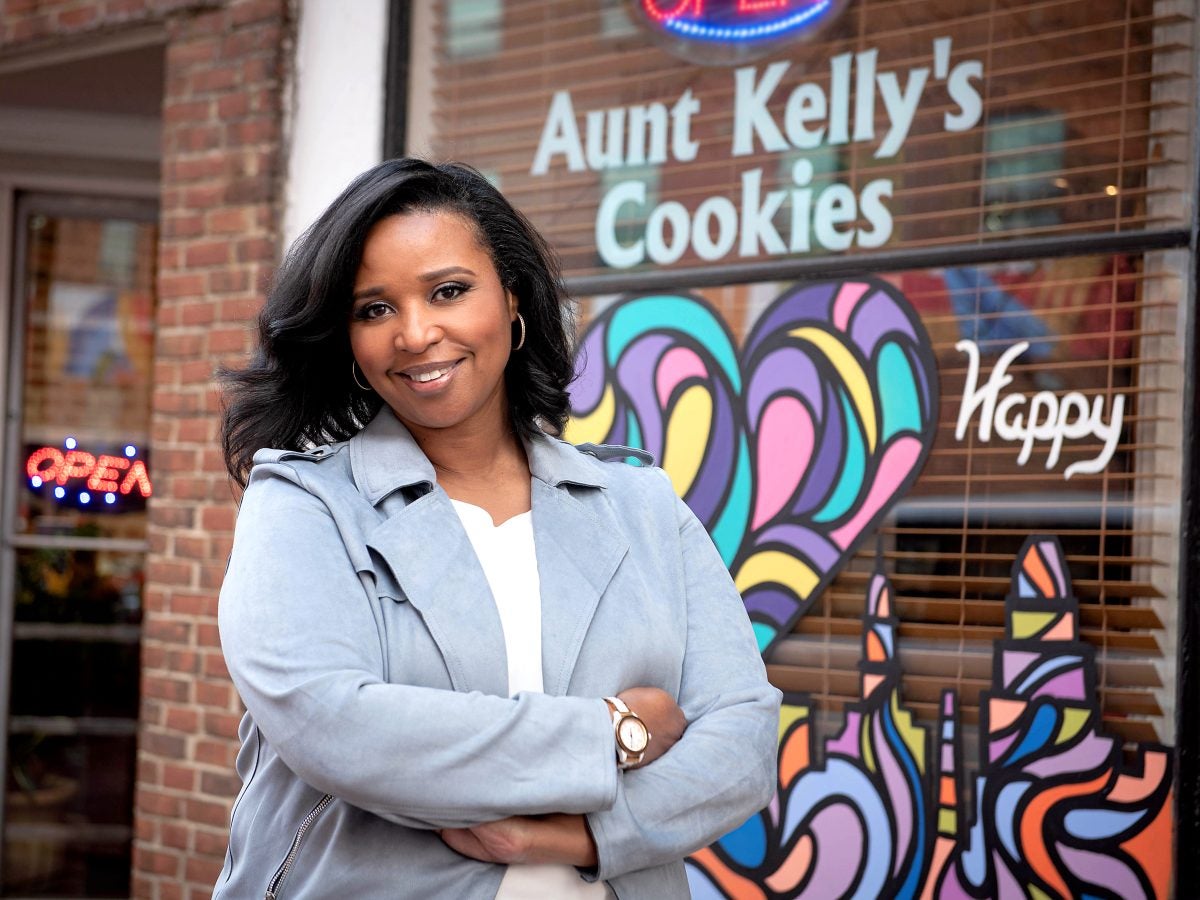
left=25, top=438, right=152, bottom=511
left=632, top=0, right=844, bottom=62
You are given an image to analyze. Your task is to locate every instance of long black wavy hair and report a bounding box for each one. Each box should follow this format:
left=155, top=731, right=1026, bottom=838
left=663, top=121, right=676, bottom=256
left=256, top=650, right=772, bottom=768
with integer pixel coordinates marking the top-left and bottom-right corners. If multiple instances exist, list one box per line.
left=220, top=159, right=576, bottom=486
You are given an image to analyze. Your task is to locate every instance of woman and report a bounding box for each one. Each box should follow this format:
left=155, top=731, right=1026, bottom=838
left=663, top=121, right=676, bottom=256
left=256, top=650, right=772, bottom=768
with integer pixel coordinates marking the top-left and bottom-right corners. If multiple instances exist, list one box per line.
left=215, top=158, right=780, bottom=898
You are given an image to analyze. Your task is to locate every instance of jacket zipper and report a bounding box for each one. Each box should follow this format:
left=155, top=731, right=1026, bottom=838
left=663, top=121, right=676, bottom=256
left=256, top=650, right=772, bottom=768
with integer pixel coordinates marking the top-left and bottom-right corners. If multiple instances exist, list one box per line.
left=263, top=793, right=333, bottom=899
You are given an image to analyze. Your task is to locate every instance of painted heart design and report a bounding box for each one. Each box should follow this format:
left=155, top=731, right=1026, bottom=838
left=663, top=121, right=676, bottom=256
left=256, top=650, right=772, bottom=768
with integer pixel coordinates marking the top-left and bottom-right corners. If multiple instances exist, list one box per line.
left=566, top=278, right=939, bottom=655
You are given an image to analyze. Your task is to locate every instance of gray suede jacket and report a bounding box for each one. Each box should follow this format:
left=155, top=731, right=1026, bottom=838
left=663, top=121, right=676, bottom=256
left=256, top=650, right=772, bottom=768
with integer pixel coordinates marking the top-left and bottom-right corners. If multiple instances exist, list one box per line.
left=213, top=408, right=781, bottom=899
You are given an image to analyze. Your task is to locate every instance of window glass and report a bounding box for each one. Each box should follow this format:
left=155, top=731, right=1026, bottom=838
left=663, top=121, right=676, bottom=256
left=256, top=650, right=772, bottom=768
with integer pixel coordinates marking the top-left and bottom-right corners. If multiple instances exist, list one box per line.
left=572, top=248, right=1183, bottom=745
left=3, top=206, right=156, bottom=898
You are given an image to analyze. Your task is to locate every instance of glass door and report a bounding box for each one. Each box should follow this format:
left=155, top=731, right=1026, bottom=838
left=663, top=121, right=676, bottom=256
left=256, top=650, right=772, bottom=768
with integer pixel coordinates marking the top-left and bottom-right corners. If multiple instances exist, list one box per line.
left=0, top=194, right=157, bottom=897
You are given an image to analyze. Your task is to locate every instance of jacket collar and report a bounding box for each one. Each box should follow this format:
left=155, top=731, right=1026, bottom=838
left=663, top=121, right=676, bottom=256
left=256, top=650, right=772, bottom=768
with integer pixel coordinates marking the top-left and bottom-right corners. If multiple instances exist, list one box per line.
left=348, top=407, right=607, bottom=506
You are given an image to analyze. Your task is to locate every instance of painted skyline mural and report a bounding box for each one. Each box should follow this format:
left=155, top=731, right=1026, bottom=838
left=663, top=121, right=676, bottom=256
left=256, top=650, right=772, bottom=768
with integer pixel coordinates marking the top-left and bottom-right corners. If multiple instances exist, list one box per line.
left=684, top=538, right=1173, bottom=900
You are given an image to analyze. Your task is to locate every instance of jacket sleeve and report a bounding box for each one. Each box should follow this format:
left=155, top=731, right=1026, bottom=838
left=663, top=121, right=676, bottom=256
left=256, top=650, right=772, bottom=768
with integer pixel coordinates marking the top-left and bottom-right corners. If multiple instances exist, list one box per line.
left=584, top=489, right=782, bottom=881
left=217, top=464, right=617, bottom=829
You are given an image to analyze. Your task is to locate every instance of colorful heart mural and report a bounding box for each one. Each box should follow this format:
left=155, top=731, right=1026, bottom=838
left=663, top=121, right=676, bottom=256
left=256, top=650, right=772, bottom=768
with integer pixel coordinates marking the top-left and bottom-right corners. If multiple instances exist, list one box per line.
left=566, top=279, right=939, bottom=654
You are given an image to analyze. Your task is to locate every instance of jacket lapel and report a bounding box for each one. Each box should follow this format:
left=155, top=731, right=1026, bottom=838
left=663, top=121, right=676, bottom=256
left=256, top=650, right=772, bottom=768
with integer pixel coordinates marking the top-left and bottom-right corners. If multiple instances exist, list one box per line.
left=532, top=477, right=628, bottom=697
left=365, top=492, right=510, bottom=697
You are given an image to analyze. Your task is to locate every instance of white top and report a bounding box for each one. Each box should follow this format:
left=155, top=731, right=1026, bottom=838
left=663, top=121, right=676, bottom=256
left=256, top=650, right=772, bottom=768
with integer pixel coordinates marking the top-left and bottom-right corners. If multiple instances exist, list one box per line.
left=450, top=500, right=614, bottom=900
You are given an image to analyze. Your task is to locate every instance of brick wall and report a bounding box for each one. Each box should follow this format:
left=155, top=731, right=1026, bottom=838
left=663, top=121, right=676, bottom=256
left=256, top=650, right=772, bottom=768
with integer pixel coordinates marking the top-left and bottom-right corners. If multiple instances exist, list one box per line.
left=142, top=4, right=291, bottom=897
left=2, top=1, right=292, bottom=897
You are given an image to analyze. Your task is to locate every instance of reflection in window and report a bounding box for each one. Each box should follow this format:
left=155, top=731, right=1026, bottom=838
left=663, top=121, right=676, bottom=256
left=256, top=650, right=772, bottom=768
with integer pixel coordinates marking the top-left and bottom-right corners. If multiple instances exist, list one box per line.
left=445, top=0, right=503, bottom=59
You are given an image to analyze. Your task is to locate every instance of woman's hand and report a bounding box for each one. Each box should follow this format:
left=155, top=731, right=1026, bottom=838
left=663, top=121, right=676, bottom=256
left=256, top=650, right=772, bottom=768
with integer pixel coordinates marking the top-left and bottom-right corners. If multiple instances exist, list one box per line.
left=440, top=814, right=597, bottom=867
left=616, top=687, right=687, bottom=768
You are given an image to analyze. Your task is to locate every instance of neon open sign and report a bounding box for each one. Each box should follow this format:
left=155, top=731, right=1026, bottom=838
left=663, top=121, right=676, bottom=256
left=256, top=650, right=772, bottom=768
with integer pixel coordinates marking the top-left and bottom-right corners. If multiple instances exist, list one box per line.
left=633, top=0, right=843, bottom=61
left=25, top=438, right=152, bottom=511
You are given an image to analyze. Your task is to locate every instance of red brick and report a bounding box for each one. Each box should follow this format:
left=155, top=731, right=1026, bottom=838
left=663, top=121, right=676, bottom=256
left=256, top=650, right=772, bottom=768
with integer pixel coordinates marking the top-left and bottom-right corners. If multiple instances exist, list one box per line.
left=180, top=358, right=215, bottom=382
left=169, top=38, right=220, bottom=69
left=184, top=240, right=231, bottom=268
left=162, top=763, right=196, bottom=792
left=196, top=622, right=221, bottom=647
left=165, top=99, right=211, bottom=124
left=185, top=796, right=231, bottom=829
left=137, top=787, right=184, bottom=818
left=131, top=872, right=154, bottom=900
left=235, top=235, right=275, bottom=263
left=200, top=505, right=236, bottom=532
left=182, top=183, right=225, bottom=209
left=201, top=770, right=240, bottom=798
left=177, top=415, right=215, bottom=442
left=166, top=649, right=202, bottom=673
left=150, top=504, right=196, bottom=529
left=209, top=268, right=250, bottom=294
left=158, top=273, right=205, bottom=299
left=196, top=680, right=233, bottom=709
left=143, top=618, right=192, bottom=644
left=203, top=709, right=241, bottom=740
left=164, top=212, right=204, bottom=239
left=185, top=853, right=224, bottom=886
left=146, top=559, right=193, bottom=587
left=165, top=705, right=199, bottom=733
left=140, top=698, right=165, bottom=727
left=171, top=154, right=226, bottom=181
left=231, top=0, right=283, bottom=27
left=173, top=536, right=210, bottom=560
left=56, top=6, right=98, bottom=29
left=230, top=116, right=278, bottom=145
left=175, top=123, right=223, bottom=153
left=192, top=66, right=238, bottom=93
left=194, top=826, right=228, bottom=857
left=196, top=738, right=237, bottom=768
left=218, top=296, right=260, bottom=320
left=145, top=676, right=192, bottom=703
left=199, top=561, right=228, bottom=590
left=202, top=650, right=230, bottom=679
left=140, top=848, right=182, bottom=877
left=136, top=815, right=157, bottom=843
left=159, top=331, right=204, bottom=358
left=216, top=92, right=250, bottom=120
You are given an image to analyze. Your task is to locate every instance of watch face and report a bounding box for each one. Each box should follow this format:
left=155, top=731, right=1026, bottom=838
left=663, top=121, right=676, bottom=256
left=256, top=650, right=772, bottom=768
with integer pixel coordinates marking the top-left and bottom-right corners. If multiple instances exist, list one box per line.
left=618, top=716, right=648, bottom=753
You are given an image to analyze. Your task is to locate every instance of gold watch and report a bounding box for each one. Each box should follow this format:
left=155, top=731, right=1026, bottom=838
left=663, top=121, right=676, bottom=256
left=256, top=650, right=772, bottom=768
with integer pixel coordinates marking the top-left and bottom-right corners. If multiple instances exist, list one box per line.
left=604, top=696, right=650, bottom=769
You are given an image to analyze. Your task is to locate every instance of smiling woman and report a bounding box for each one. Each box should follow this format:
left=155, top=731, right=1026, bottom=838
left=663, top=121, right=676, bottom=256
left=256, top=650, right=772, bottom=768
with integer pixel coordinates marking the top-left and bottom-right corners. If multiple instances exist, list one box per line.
left=348, top=212, right=518, bottom=440
left=212, top=159, right=781, bottom=899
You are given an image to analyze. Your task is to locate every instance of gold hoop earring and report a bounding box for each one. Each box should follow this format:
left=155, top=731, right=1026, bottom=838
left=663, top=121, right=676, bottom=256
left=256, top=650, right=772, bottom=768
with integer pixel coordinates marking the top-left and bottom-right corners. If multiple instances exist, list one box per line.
left=513, top=313, right=526, bottom=351
left=351, top=360, right=371, bottom=391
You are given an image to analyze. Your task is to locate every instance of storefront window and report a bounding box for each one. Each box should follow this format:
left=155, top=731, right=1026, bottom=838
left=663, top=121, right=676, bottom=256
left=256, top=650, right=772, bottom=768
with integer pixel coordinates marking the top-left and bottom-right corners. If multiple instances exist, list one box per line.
left=410, top=0, right=1194, bottom=277
left=2, top=198, right=156, bottom=898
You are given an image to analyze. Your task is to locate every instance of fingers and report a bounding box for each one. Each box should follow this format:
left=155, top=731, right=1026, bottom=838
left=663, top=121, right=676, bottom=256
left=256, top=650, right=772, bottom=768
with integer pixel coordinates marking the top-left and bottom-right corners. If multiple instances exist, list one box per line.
left=439, top=818, right=532, bottom=864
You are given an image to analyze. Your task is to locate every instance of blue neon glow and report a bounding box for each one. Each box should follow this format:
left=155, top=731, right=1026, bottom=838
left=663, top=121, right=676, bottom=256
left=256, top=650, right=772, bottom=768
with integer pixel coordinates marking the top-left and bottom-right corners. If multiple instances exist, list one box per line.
left=64, top=436, right=77, bottom=450
left=105, top=492, right=117, bottom=504
left=79, top=491, right=91, bottom=504
left=54, top=486, right=66, bottom=499
left=661, top=0, right=833, bottom=42
left=31, top=476, right=42, bottom=488
left=124, top=444, right=137, bottom=457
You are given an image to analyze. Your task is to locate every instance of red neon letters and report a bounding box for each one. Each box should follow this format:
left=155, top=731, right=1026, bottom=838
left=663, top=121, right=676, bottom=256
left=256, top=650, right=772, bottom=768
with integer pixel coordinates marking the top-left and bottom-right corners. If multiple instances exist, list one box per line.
left=26, top=445, right=153, bottom=498
left=641, top=0, right=702, bottom=21
left=641, top=0, right=794, bottom=19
